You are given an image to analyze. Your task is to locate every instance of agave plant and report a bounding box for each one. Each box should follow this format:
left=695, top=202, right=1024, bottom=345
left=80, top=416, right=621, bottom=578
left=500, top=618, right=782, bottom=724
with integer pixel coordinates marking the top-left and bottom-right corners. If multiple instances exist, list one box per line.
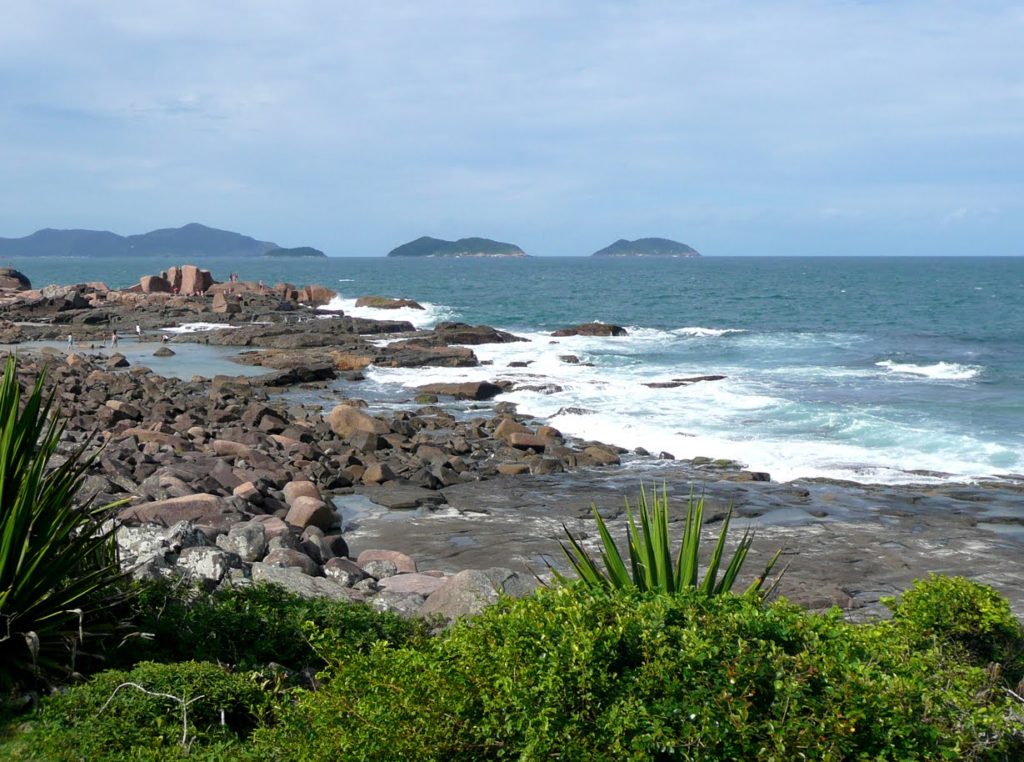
left=558, top=484, right=783, bottom=597
left=0, top=355, right=126, bottom=686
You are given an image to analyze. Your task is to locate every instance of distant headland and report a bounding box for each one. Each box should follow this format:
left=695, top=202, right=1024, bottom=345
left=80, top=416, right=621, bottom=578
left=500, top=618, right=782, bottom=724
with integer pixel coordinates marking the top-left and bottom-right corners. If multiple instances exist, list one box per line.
left=0, top=223, right=319, bottom=259
left=387, top=236, right=528, bottom=258
left=591, top=238, right=700, bottom=257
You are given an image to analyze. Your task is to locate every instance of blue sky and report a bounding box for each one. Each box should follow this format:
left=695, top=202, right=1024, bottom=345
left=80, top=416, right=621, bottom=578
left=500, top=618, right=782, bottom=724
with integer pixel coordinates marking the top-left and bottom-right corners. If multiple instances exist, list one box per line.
left=1, top=1, right=1021, bottom=256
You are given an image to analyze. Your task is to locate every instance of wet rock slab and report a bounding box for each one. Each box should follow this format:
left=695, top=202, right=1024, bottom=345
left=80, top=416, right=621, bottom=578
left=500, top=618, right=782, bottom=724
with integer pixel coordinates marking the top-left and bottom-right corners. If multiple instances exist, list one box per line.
left=339, top=465, right=1024, bottom=620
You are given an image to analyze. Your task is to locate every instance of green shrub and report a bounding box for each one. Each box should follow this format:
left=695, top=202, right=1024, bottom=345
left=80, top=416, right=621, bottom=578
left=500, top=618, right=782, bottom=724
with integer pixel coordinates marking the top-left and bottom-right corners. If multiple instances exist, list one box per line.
left=2, top=661, right=266, bottom=761
left=113, top=580, right=425, bottom=672
left=559, top=484, right=783, bottom=596
left=886, top=574, right=1024, bottom=680
left=251, top=584, right=1024, bottom=760
left=0, top=356, right=126, bottom=688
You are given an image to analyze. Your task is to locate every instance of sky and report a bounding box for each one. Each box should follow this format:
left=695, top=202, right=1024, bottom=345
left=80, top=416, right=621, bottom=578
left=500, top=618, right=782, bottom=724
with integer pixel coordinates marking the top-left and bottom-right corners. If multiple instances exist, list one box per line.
left=0, top=1, right=1022, bottom=256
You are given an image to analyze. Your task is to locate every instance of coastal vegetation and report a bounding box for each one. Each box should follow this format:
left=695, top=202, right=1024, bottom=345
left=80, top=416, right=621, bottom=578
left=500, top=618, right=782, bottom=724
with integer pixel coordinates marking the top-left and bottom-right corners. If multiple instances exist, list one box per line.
left=1, top=358, right=1022, bottom=759
left=2, top=580, right=1022, bottom=760
left=558, top=485, right=783, bottom=597
left=0, top=357, right=125, bottom=688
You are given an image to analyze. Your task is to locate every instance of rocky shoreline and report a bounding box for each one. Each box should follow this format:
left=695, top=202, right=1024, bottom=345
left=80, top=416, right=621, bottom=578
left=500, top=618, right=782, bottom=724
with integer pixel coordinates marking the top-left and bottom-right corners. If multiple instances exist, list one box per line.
left=3, top=265, right=1023, bottom=620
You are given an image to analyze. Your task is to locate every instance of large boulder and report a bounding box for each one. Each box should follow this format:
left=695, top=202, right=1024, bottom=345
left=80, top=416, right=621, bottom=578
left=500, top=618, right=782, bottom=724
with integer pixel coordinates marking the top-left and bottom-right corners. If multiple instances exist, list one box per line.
left=327, top=404, right=390, bottom=438
left=375, top=343, right=478, bottom=368
left=285, top=496, right=335, bottom=531
left=140, top=275, right=172, bottom=294
left=415, top=381, right=503, bottom=400
left=179, top=265, right=214, bottom=295
left=300, top=285, right=337, bottom=306
left=250, top=563, right=361, bottom=600
left=419, top=568, right=534, bottom=619
left=118, top=494, right=227, bottom=526
left=426, top=322, right=527, bottom=346
left=166, top=266, right=183, bottom=291
left=282, top=480, right=322, bottom=506
left=0, top=267, right=31, bottom=291
left=551, top=322, right=628, bottom=337
left=377, top=573, right=446, bottom=596
left=263, top=547, right=319, bottom=575
left=215, top=521, right=268, bottom=562
left=328, top=350, right=373, bottom=371
left=177, top=547, right=232, bottom=583
left=211, top=291, right=241, bottom=314
left=356, top=549, right=417, bottom=574
left=355, top=295, right=424, bottom=310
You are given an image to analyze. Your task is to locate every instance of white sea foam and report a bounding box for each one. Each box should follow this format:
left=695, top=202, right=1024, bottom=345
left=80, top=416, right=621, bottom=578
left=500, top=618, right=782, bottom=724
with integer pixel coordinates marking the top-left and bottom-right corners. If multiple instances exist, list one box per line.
left=162, top=322, right=237, bottom=334
left=672, top=326, right=747, bottom=338
left=876, top=360, right=982, bottom=381
left=321, top=295, right=456, bottom=329
left=362, top=327, right=1019, bottom=485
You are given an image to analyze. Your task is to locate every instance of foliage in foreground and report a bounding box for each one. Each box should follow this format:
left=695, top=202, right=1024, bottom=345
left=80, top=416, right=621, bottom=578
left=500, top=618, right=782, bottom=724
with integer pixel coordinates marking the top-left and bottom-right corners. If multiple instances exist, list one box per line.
left=2, top=576, right=1022, bottom=760
left=886, top=573, right=1024, bottom=684
left=252, top=579, right=1024, bottom=761
left=0, top=661, right=267, bottom=761
left=559, top=484, right=783, bottom=597
left=112, top=579, right=427, bottom=673
left=0, top=355, right=125, bottom=688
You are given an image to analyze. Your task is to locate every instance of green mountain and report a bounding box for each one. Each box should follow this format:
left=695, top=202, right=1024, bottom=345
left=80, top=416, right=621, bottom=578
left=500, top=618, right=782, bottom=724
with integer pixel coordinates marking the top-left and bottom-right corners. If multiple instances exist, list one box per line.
left=388, top=236, right=528, bottom=258
left=0, top=222, right=279, bottom=258
left=592, top=238, right=701, bottom=257
left=264, top=246, right=326, bottom=258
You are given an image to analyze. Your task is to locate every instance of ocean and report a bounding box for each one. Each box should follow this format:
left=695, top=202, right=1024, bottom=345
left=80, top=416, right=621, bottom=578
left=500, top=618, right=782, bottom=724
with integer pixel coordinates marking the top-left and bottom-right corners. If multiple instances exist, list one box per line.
left=8, top=255, right=1023, bottom=486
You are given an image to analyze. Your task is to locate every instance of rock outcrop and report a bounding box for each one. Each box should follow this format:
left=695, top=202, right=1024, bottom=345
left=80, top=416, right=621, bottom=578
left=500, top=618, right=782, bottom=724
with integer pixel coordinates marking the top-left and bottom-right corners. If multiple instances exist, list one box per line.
left=551, top=323, right=628, bottom=337
left=0, top=267, right=31, bottom=291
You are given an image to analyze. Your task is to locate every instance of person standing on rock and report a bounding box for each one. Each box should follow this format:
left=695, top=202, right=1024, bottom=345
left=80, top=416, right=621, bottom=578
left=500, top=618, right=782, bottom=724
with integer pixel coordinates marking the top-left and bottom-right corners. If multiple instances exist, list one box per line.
left=66, top=333, right=73, bottom=351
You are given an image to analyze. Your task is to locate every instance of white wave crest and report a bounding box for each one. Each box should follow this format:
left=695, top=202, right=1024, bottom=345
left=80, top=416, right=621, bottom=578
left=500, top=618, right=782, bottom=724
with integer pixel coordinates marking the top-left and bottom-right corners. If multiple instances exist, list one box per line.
left=876, top=360, right=982, bottom=381
left=321, top=295, right=456, bottom=329
left=672, top=326, right=747, bottom=338
left=163, top=322, right=237, bottom=334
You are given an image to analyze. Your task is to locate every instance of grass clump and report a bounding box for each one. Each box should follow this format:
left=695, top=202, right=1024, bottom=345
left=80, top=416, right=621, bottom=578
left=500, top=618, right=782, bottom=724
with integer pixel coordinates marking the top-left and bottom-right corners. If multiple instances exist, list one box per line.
left=559, top=484, right=783, bottom=597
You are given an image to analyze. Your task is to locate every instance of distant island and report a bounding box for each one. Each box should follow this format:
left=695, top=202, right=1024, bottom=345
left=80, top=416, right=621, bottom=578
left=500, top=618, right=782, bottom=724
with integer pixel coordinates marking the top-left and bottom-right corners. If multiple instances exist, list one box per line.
left=0, top=222, right=283, bottom=258
left=592, top=238, right=700, bottom=257
left=387, top=236, right=528, bottom=258
left=264, top=246, right=326, bottom=258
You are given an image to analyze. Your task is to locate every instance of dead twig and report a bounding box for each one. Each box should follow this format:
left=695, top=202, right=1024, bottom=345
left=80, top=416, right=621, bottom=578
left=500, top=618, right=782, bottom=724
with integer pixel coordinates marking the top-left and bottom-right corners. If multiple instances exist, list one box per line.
left=98, top=682, right=205, bottom=748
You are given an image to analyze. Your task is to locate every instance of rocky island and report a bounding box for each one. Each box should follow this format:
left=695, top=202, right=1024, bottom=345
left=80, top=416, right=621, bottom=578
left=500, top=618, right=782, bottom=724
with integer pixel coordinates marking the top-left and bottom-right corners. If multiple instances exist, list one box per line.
left=592, top=237, right=700, bottom=257
left=387, top=236, right=528, bottom=258
left=263, top=246, right=327, bottom=258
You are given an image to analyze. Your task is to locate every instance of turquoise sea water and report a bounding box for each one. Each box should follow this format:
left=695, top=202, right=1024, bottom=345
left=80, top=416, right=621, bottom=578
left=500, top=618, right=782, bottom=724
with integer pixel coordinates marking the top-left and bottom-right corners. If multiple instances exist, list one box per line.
left=8, top=256, right=1023, bottom=484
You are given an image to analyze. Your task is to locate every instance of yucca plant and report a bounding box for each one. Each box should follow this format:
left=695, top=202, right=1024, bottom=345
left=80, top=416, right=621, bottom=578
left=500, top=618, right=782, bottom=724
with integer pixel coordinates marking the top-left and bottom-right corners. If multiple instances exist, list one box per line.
left=558, top=484, right=784, bottom=597
left=0, top=355, right=126, bottom=687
